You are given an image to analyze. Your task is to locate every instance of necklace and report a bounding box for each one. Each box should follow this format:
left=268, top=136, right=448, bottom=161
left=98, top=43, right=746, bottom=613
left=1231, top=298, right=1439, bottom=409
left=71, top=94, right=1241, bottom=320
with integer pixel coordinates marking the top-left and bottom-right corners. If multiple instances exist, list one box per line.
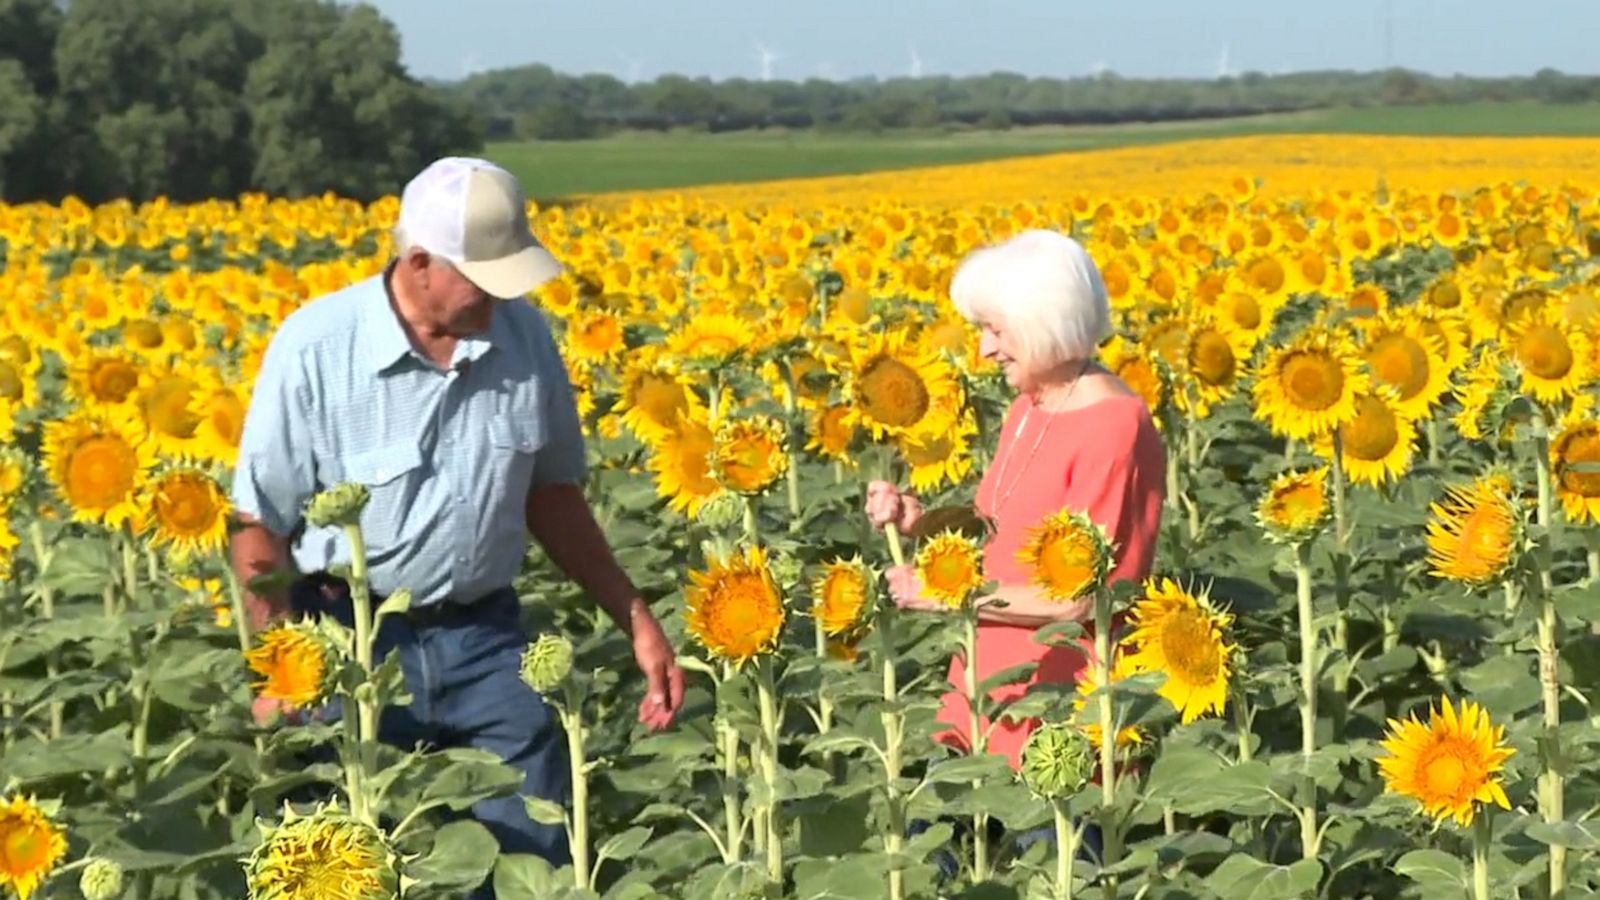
left=987, top=360, right=1094, bottom=515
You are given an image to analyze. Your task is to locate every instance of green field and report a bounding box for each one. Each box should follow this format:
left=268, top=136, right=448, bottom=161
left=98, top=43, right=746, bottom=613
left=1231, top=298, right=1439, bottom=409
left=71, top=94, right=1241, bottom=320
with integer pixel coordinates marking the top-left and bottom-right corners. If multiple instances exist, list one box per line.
left=490, top=101, right=1600, bottom=201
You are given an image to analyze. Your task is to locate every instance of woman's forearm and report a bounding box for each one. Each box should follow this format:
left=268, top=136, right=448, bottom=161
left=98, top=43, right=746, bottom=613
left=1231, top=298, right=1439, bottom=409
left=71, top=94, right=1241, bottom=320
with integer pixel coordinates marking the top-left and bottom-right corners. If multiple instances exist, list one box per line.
left=975, top=583, right=1093, bottom=627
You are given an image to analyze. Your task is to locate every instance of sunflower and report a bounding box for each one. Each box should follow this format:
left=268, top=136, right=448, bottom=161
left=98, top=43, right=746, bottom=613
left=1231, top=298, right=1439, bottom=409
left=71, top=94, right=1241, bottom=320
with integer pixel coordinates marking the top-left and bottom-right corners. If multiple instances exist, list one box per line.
left=1178, top=316, right=1252, bottom=417
left=805, top=403, right=857, bottom=465
left=1362, top=314, right=1453, bottom=419
left=915, top=529, right=987, bottom=608
left=1255, top=467, right=1332, bottom=545
left=244, top=802, right=400, bottom=900
left=811, top=556, right=874, bottom=638
left=142, top=466, right=231, bottom=556
left=894, top=408, right=976, bottom=494
left=137, top=361, right=215, bottom=457
left=646, top=410, right=724, bottom=519
left=1377, top=695, right=1515, bottom=827
left=1121, top=577, right=1237, bottom=724
left=67, top=350, right=143, bottom=410
left=1074, top=647, right=1147, bottom=751
left=1320, top=389, right=1417, bottom=488
left=191, top=384, right=248, bottom=466
left=1451, top=347, right=1513, bottom=443
left=0, top=795, right=68, bottom=900
left=40, top=408, right=155, bottom=529
left=1016, top=508, right=1114, bottom=602
left=1252, top=328, right=1370, bottom=441
left=1425, top=471, right=1523, bottom=586
left=1502, top=309, right=1591, bottom=404
left=664, top=313, right=757, bottom=367
left=1551, top=420, right=1600, bottom=525
left=710, top=415, right=789, bottom=496
left=1101, top=334, right=1168, bottom=418
left=563, top=308, right=627, bottom=364
left=244, top=620, right=340, bottom=712
left=844, top=328, right=961, bottom=441
left=684, top=544, right=786, bottom=666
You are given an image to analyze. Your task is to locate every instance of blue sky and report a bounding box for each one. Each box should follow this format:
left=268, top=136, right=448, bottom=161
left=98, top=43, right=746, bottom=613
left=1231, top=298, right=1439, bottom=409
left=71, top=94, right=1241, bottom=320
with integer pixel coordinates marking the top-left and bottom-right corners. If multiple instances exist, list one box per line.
left=366, top=0, right=1598, bottom=83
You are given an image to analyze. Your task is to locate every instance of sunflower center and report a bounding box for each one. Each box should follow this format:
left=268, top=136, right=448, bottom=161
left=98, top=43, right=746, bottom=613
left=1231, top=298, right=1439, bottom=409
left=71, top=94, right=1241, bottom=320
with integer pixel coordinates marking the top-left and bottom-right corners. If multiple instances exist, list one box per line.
left=1227, top=293, right=1262, bottom=330
left=124, top=318, right=165, bottom=350
left=1429, top=281, right=1462, bottom=309
left=819, top=571, right=867, bottom=633
left=925, top=548, right=979, bottom=596
left=145, top=374, right=201, bottom=439
left=634, top=374, right=686, bottom=429
left=1189, top=330, right=1236, bottom=387
left=0, top=362, right=21, bottom=402
left=89, top=359, right=141, bottom=404
left=1456, top=504, right=1514, bottom=577
left=1040, top=532, right=1096, bottom=598
left=66, top=435, right=137, bottom=510
left=1557, top=431, right=1600, bottom=497
left=1341, top=395, right=1399, bottom=462
left=0, top=336, right=31, bottom=368
left=156, top=476, right=221, bottom=536
left=1517, top=323, right=1574, bottom=380
left=1368, top=333, right=1431, bottom=400
left=1419, top=744, right=1473, bottom=801
left=1159, top=610, right=1221, bottom=682
left=1, top=821, right=49, bottom=869
left=1249, top=258, right=1285, bottom=293
left=858, top=357, right=930, bottom=429
left=1270, top=481, right=1326, bottom=527
left=207, top=391, right=245, bottom=446
left=1280, top=351, right=1345, bottom=411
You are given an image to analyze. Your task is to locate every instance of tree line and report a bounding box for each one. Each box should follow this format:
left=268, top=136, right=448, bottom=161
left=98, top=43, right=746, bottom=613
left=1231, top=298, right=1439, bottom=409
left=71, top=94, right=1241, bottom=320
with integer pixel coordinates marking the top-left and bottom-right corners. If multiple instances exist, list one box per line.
left=446, top=65, right=1600, bottom=141
left=0, top=0, right=480, bottom=204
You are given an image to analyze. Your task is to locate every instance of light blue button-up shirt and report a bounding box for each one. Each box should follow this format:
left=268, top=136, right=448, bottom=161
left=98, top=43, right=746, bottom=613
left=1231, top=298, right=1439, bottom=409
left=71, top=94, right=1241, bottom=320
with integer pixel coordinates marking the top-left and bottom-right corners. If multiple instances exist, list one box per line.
left=231, top=266, right=587, bottom=606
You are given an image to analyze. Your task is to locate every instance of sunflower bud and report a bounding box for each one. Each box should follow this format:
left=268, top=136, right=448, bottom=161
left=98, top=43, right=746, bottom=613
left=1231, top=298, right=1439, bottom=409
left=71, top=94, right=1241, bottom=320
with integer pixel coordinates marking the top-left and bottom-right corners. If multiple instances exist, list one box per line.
left=303, top=483, right=371, bottom=529
left=1255, top=467, right=1332, bottom=545
left=711, top=415, right=790, bottom=496
left=1020, top=722, right=1095, bottom=800
left=520, top=633, right=574, bottom=694
left=80, top=858, right=126, bottom=900
left=694, top=491, right=743, bottom=531
left=769, top=550, right=804, bottom=591
left=245, top=803, right=400, bottom=900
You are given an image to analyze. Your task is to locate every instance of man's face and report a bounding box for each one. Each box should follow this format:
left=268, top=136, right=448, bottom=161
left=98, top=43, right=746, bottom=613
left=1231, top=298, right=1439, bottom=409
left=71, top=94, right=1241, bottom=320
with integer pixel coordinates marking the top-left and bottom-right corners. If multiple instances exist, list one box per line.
left=413, top=252, right=496, bottom=337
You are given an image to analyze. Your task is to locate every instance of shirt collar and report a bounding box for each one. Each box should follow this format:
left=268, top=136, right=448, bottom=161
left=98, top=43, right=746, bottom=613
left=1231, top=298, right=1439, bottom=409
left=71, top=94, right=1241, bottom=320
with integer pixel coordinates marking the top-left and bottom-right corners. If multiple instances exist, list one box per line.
left=363, top=264, right=511, bottom=376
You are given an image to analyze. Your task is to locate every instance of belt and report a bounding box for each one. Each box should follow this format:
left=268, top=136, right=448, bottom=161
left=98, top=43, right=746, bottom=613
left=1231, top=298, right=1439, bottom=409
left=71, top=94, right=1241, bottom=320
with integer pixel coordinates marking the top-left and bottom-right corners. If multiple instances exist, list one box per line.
left=294, top=574, right=514, bottom=630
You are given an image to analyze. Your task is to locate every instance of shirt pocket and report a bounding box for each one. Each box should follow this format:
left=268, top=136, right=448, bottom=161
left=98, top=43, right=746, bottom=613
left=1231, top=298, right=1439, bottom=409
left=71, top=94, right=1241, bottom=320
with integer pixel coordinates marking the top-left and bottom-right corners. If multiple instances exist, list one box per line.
left=341, top=442, right=426, bottom=545
left=487, top=417, right=546, bottom=502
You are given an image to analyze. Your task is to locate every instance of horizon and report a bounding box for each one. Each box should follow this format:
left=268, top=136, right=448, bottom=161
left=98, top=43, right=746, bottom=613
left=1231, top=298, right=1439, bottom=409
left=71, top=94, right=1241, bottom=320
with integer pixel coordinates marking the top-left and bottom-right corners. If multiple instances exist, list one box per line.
left=364, top=0, right=1600, bottom=85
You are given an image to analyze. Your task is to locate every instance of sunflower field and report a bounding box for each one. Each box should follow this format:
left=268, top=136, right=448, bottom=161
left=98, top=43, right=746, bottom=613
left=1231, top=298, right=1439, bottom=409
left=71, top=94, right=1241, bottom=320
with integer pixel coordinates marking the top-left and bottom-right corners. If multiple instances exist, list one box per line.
left=3, top=134, right=1600, bottom=899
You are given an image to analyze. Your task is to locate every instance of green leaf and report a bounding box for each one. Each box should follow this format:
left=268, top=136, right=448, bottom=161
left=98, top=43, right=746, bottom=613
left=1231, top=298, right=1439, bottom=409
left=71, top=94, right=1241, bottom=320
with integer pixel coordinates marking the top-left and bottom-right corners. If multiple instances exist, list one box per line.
left=1460, top=655, right=1541, bottom=718
left=1525, top=820, right=1600, bottom=850
left=418, top=754, right=527, bottom=811
left=1394, top=848, right=1468, bottom=896
left=596, top=826, right=652, bottom=862
left=1205, top=854, right=1322, bottom=899
left=522, top=796, right=569, bottom=827
left=920, top=753, right=1011, bottom=787
left=1167, top=760, right=1278, bottom=817
left=1144, top=745, right=1226, bottom=804
left=796, top=793, right=872, bottom=858
left=406, top=820, right=500, bottom=890
left=375, top=588, right=413, bottom=621
left=791, top=855, right=887, bottom=899
left=38, top=536, right=116, bottom=596
left=492, top=854, right=561, bottom=900
left=6, top=732, right=133, bottom=781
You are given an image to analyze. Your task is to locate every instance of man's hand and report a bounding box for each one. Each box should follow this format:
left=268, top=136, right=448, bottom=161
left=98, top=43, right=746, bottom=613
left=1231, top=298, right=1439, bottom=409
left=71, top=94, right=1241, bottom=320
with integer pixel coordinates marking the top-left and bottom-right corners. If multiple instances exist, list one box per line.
left=885, top=564, right=950, bottom=614
left=630, top=608, right=685, bottom=731
left=251, top=695, right=307, bottom=726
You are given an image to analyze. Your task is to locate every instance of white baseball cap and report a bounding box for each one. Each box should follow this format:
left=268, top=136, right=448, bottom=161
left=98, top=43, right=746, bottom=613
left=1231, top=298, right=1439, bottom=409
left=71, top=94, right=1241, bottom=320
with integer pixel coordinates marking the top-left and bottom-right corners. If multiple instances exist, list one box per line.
left=397, top=157, right=563, bottom=299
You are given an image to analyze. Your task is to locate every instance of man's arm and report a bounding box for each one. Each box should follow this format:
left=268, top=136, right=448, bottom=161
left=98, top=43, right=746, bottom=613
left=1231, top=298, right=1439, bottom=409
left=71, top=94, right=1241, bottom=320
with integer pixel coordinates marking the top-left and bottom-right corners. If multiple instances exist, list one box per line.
left=524, top=482, right=647, bottom=635
left=229, top=515, right=294, bottom=632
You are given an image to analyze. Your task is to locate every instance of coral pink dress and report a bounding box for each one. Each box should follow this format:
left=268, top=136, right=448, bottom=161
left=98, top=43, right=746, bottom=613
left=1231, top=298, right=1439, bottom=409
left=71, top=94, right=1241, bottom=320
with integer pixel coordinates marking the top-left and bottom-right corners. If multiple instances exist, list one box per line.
left=933, top=391, right=1166, bottom=769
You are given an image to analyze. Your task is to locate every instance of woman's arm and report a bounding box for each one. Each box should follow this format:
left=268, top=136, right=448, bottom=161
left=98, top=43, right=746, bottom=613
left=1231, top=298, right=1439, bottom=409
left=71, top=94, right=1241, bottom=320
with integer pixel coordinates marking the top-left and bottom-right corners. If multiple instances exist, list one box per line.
left=975, top=582, right=1093, bottom=627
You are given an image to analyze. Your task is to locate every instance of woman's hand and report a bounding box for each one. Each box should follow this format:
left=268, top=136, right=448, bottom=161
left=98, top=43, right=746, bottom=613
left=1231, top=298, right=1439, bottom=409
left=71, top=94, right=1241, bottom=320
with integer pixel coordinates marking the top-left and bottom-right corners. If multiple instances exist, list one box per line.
left=885, top=564, right=949, bottom=613
left=865, top=481, right=923, bottom=534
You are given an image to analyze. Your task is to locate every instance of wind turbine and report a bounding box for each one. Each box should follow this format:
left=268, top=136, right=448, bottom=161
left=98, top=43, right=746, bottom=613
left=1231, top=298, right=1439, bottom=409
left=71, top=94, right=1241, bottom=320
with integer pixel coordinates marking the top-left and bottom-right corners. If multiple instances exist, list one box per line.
left=753, top=39, right=783, bottom=81
left=1216, top=43, right=1231, bottom=78
left=908, top=42, right=924, bottom=78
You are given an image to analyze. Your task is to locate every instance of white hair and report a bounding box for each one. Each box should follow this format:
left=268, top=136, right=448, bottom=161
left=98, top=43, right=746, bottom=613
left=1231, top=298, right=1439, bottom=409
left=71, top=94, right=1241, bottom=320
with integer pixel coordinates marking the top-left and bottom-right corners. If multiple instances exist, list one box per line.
left=950, top=229, right=1112, bottom=369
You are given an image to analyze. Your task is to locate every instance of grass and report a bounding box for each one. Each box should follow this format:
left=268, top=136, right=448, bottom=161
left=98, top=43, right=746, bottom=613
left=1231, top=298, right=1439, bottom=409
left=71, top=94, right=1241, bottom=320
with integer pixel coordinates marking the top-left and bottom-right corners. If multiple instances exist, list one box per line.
left=489, top=101, right=1600, bottom=201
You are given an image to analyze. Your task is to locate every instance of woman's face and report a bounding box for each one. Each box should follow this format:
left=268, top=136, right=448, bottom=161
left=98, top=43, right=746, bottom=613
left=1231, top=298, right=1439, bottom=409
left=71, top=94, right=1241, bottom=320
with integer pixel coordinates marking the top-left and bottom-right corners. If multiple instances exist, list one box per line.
left=978, top=315, right=1035, bottom=391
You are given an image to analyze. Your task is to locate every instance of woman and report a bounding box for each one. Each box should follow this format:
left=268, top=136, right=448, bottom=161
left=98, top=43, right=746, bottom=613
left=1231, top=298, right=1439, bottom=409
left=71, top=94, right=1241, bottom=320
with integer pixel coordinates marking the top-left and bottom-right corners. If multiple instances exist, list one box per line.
left=866, top=228, right=1166, bottom=771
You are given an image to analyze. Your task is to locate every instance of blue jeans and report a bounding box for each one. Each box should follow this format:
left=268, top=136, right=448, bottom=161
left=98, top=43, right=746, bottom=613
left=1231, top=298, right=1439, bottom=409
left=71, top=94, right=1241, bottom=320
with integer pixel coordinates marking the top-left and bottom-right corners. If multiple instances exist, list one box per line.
left=289, top=576, right=570, bottom=897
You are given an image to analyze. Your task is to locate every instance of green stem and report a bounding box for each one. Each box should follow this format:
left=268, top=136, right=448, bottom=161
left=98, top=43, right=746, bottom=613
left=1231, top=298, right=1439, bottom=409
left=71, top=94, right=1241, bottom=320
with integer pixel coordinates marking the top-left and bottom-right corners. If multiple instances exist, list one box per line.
left=879, top=602, right=905, bottom=900
left=1234, top=689, right=1254, bottom=763
left=1184, top=419, right=1201, bottom=539
left=1294, top=541, right=1319, bottom=860
left=342, top=522, right=379, bottom=824
left=1473, top=812, right=1492, bottom=900
left=1329, top=429, right=1351, bottom=741
left=884, top=523, right=906, bottom=567
left=1094, top=588, right=1121, bottom=899
left=1054, top=800, right=1078, bottom=900
left=743, top=496, right=760, bottom=547
left=755, top=656, right=784, bottom=884
left=562, top=699, right=590, bottom=890
left=719, top=663, right=744, bottom=864
left=29, top=523, right=62, bottom=740
left=1532, top=425, right=1566, bottom=900
left=1503, top=581, right=1520, bottom=656
left=963, top=606, right=990, bottom=883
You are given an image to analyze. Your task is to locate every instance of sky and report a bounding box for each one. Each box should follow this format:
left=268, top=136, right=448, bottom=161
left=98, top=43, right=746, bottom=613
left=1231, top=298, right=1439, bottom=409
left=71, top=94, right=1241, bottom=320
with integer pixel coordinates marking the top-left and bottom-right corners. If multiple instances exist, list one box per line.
left=364, top=0, right=1598, bottom=84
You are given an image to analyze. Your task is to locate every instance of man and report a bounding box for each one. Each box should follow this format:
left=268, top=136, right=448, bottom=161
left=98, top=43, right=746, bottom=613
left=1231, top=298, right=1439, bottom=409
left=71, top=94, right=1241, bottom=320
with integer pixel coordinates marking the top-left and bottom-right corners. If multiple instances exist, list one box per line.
left=228, top=157, right=685, bottom=882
